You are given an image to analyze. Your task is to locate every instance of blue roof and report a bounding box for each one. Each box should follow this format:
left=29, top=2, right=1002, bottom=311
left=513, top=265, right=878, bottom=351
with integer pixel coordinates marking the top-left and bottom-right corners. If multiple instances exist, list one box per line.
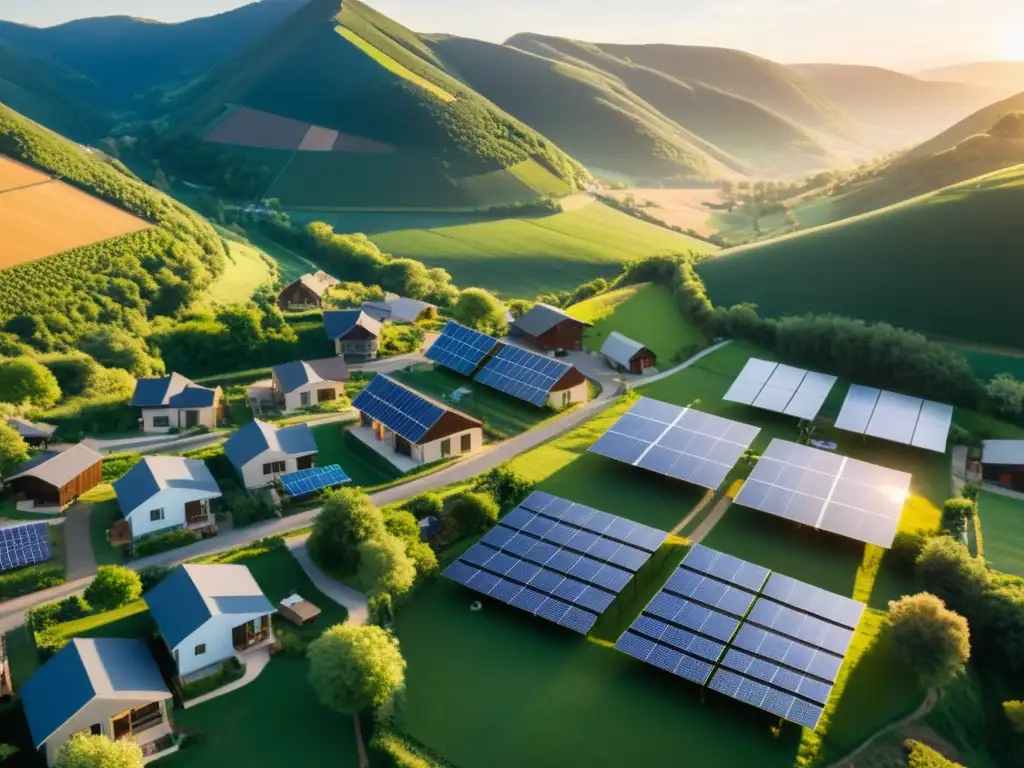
left=274, top=360, right=317, bottom=394
left=169, top=387, right=217, bottom=408
left=131, top=372, right=216, bottom=408
left=351, top=375, right=445, bottom=443
left=21, top=638, right=169, bottom=748
left=145, top=564, right=273, bottom=649
left=114, top=456, right=220, bottom=517
left=223, top=420, right=317, bottom=469
left=324, top=310, right=381, bottom=340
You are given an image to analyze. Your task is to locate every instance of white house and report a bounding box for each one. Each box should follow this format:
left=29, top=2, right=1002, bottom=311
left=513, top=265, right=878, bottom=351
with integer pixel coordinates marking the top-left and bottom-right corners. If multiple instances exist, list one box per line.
left=362, top=293, right=435, bottom=324
left=113, top=456, right=221, bottom=541
left=144, top=564, right=274, bottom=678
left=271, top=358, right=349, bottom=413
left=222, top=419, right=318, bottom=489
left=130, top=373, right=222, bottom=433
left=20, top=638, right=178, bottom=766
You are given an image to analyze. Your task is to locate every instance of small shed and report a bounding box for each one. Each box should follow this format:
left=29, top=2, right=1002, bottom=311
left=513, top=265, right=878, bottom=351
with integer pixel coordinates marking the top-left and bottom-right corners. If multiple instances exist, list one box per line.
left=6, top=417, right=56, bottom=448
left=324, top=310, right=383, bottom=361
left=510, top=303, right=590, bottom=352
left=981, top=440, right=1024, bottom=491
left=362, top=294, right=435, bottom=324
left=600, top=331, right=656, bottom=374
left=276, top=271, right=339, bottom=310
left=272, top=358, right=349, bottom=412
left=6, top=443, right=103, bottom=509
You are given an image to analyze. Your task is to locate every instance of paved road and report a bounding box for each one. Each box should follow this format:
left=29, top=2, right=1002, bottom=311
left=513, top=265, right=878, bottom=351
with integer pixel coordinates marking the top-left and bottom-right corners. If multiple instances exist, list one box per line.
left=62, top=506, right=96, bottom=580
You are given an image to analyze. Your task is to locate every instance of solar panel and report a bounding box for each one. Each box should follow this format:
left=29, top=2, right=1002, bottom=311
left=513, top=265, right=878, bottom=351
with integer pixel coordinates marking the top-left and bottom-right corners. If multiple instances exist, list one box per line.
left=589, top=398, right=760, bottom=490
left=834, top=384, right=953, bottom=453
left=682, top=544, right=770, bottom=593
left=424, top=321, right=499, bottom=375
left=473, top=343, right=573, bottom=407
left=708, top=668, right=825, bottom=729
left=724, top=358, right=837, bottom=421
left=733, top=439, right=911, bottom=549
left=279, top=464, right=351, bottom=497
left=761, top=572, right=865, bottom=630
left=0, top=523, right=51, bottom=572
left=351, top=375, right=443, bottom=442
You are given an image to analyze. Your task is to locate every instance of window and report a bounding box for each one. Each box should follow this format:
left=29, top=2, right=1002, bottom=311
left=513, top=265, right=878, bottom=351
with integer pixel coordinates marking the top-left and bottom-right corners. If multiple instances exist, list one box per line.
left=561, top=391, right=572, bottom=407
left=149, top=508, right=165, bottom=522
left=300, top=392, right=311, bottom=407
left=263, top=461, right=287, bottom=476
left=461, top=434, right=472, bottom=453
left=152, top=415, right=170, bottom=428
left=441, top=438, right=451, bottom=457
left=195, top=644, right=206, bottom=655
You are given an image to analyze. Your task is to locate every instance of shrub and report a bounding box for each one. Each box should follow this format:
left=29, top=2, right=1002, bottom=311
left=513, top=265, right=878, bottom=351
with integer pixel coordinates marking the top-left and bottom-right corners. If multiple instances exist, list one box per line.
left=34, top=627, right=68, bottom=660
left=27, top=601, right=64, bottom=632
left=406, top=541, right=438, bottom=579
left=101, top=453, right=143, bottom=482
left=0, top=422, right=29, bottom=477
left=54, top=733, right=144, bottom=768
left=137, top=565, right=171, bottom=592
left=223, top=490, right=276, bottom=527
left=180, top=657, right=245, bottom=700
left=308, top=488, right=385, bottom=574
left=307, top=624, right=406, bottom=714
left=271, top=627, right=308, bottom=657
left=447, top=492, right=499, bottom=534
left=133, top=529, right=200, bottom=558
left=473, top=466, right=532, bottom=508
left=370, top=728, right=454, bottom=768
left=0, top=565, right=65, bottom=600
left=960, top=481, right=981, bottom=502
left=404, top=493, right=443, bottom=521
left=904, top=739, right=965, bottom=767
left=384, top=510, right=421, bottom=545
left=1004, top=700, right=1024, bottom=733
left=888, top=530, right=932, bottom=577
left=888, top=593, right=971, bottom=688
left=941, top=498, right=975, bottom=539
left=358, top=535, right=417, bottom=597
left=83, top=565, right=142, bottom=611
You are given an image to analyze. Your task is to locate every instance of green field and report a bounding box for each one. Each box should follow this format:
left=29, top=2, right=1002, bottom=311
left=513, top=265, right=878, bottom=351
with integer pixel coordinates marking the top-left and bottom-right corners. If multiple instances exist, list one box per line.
left=203, top=240, right=273, bottom=304
left=945, top=342, right=1024, bottom=380
left=977, top=490, right=1024, bottom=576
left=335, top=26, right=455, bottom=102
left=699, top=165, right=1024, bottom=348
left=311, top=423, right=402, bottom=487
left=292, top=201, right=715, bottom=297
left=570, top=282, right=706, bottom=364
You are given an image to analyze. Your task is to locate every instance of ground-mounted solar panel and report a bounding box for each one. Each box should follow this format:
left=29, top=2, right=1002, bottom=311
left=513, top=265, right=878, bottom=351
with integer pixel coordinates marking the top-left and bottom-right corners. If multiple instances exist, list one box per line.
left=761, top=572, right=865, bottom=630
left=424, top=321, right=499, bottom=375
left=473, top=344, right=573, bottom=407
left=351, top=375, right=443, bottom=443
left=589, top=397, right=760, bottom=490
left=724, top=358, right=838, bottom=421
left=279, top=464, right=351, bottom=497
left=834, top=384, right=953, bottom=453
left=0, top=522, right=51, bottom=572
left=733, top=439, right=912, bottom=549
left=516, top=491, right=668, bottom=553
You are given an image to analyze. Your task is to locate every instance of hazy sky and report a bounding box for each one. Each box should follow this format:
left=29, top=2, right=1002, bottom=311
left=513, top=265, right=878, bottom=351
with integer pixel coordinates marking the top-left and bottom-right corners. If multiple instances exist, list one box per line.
left=3, top=0, right=1021, bottom=69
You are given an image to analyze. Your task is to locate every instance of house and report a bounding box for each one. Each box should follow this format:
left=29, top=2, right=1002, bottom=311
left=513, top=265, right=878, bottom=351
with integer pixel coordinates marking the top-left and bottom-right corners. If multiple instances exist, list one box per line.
left=145, top=564, right=274, bottom=678
left=351, top=375, right=483, bottom=463
left=5, top=443, right=102, bottom=509
left=20, top=638, right=177, bottom=766
left=113, top=456, right=220, bottom=542
left=6, top=417, right=56, bottom=448
left=223, top=419, right=317, bottom=489
left=324, top=310, right=383, bottom=361
left=131, top=373, right=222, bottom=434
left=981, top=440, right=1024, bottom=491
left=510, top=303, right=590, bottom=352
left=271, top=358, right=349, bottom=413
left=600, top=331, right=657, bottom=374
left=276, top=271, right=339, bottom=310
left=362, top=293, right=435, bottom=324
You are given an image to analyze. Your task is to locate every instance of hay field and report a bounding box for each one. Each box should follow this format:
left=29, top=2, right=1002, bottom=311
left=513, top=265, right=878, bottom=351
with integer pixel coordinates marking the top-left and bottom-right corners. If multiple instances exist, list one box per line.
left=0, top=157, right=151, bottom=267
left=604, top=188, right=726, bottom=235
left=0, top=155, right=49, bottom=191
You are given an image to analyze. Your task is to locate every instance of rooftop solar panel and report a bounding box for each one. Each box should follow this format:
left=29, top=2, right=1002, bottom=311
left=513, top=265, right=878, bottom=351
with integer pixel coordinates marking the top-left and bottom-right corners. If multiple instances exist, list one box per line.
left=724, top=358, right=837, bottom=421
left=424, top=321, right=499, bottom=375
left=589, top=398, right=760, bottom=490
left=0, top=523, right=51, bottom=572
left=279, top=464, right=351, bottom=497
left=351, top=375, right=443, bottom=443
left=473, top=344, right=572, bottom=407
left=834, top=384, right=953, bottom=453
left=733, top=439, right=911, bottom=549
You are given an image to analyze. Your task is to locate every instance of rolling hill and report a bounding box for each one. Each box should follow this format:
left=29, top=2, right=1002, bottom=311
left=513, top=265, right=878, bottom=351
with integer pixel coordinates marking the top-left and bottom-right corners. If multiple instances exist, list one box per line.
left=909, top=90, right=1024, bottom=157
left=917, top=61, right=1024, bottom=99
left=697, top=164, right=1024, bottom=347
left=160, top=0, right=587, bottom=210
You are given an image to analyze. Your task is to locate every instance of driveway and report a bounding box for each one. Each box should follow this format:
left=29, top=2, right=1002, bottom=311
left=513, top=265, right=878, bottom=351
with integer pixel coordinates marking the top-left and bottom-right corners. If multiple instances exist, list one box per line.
left=62, top=504, right=96, bottom=580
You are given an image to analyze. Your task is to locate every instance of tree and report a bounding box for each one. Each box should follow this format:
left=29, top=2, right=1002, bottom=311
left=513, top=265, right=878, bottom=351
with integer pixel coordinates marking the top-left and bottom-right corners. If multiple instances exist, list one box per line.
left=505, top=299, right=534, bottom=319
left=985, top=374, right=1024, bottom=415
left=447, top=492, right=499, bottom=534
left=83, top=566, right=142, bottom=611
left=904, top=739, right=965, bottom=767
left=474, top=466, right=533, bottom=508
left=888, top=593, right=970, bottom=688
left=54, top=734, right=143, bottom=768
left=915, top=537, right=990, bottom=613
left=1003, top=700, right=1024, bottom=733
left=308, top=488, right=385, bottom=573
left=941, top=498, right=975, bottom=538
left=78, top=327, right=163, bottom=377
left=0, top=422, right=30, bottom=478
left=0, top=358, right=61, bottom=408
left=452, top=288, right=508, bottom=336
left=357, top=535, right=416, bottom=597
left=404, top=492, right=443, bottom=520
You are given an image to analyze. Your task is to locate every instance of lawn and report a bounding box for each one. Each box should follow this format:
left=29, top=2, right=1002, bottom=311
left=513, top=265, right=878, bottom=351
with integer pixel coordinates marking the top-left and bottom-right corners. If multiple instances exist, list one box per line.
left=81, top=483, right=126, bottom=566
left=244, top=231, right=317, bottom=283
left=391, top=364, right=550, bottom=439
left=977, top=490, right=1024, bottom=576
left=945, top=342, right=1024, bottom=380
left=569, top=282, right=706, bottom=364
left=202, top=239, right=273, bottom=305
left=311, top=423, right=402, bottom=487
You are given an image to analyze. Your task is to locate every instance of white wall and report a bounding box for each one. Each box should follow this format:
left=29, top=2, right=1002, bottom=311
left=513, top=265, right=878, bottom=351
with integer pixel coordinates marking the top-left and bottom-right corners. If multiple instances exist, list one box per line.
left=238, top=451, right=315, bottom=489
left=124, top=487, right=220, bottom=540
left=282, top=380, right=345, bottom=413
left=140, top=406, right=216, bottom=434
left=43, top=696, right=172, bottom=767
left=547, top=381, right=589, bottom=410
left=173, top=613, right=271, bottom=677
left=418, top=427, right=483, bottom=463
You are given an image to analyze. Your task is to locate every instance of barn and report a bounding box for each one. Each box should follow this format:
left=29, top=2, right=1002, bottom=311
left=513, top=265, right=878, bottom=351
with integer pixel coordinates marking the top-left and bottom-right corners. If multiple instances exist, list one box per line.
left=600, top=331, right=657, bottom=374
left=276, top=271, right=339, bottom=310
left=6, top=443, right=103, bottom=509
left=981, top=440, right=1024, bottom=491
left=510, top=303, right=590, bottom=352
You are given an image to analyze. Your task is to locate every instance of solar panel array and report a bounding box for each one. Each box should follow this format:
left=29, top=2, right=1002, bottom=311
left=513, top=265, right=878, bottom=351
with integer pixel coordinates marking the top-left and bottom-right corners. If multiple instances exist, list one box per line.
left=589, top=397, right=760, bottom=489
left=734, top=439, right=912, bottom=548
left=351, top=375, right=442, bottom=443
left=834, top=385, right=954, bottom=453
left=474, top=344, right=573, bottom=407
left=724, top=358, right=838, bottom=421
left=0, top=523, right=51, bottom=572
left=424, top=321, right=499, bottom=375
left=442, top=491, right=667, bottom=634
left=617, top=545, right=864, bottom=730
left=280, top=464, right=351, bottom=497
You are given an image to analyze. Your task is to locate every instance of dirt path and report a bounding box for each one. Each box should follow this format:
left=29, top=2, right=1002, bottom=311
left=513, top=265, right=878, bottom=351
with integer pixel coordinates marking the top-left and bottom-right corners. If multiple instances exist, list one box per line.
left=826, top=688, right=939, bottom=768
left=62, top=504, right=96, bottom=580
left=687, top=497, right=733, bottom=544
left=670, top=491, right=714, bottom=536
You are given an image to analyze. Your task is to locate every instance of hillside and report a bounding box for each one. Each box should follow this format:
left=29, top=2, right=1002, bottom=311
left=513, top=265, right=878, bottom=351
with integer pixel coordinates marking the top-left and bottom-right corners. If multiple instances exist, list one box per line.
left=160, top=0, right=587, bottom=211
left=0, top=0, right=308, bottom=109
left=917, top=61, right=1024, bottom=99
left=910, top=90, right=1024, bottom=157
left=697, top=164, right=1024, bottom=347
left=790, top=63, right=995, bottom=145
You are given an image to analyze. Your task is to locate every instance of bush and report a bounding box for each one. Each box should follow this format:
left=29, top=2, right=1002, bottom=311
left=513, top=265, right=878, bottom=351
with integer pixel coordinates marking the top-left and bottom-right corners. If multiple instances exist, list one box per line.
left=888, top=593, right=971, bottom=688
left=904, top=739, right=965, bottom=767
left=223, top=490, right=276, bottom=527
left=180, top=657, right=245, bottom=700
left=26, top=601, right=63, bottom=632
left=888, top=530, right=933, bottom=577
left=472, top=466, right=532, bottom=509
left=941, top=498, right=975, bottom=538
left=34, top=627, right=68, bottom=660
left=83, top=565, right=142, bottom=611
left=0, top=565, right=65, bottom=600
left=358, top=535, right=416, bottom=597
left=271, top=627, right=308, bottom=657
left=384, top=510, right=421, bottom=545
left=406, top=541, right=438, bottom=579
left=447, top=492, right=499, bottom=534
left=960, top=481, right=981, bottom=502
left=137, top=565, right=171, bottom=592
left=101, top=453, right=143, bottom=482
left=133, top=529, right=200, bottom=558
left=308, top=488, right=385, bottom=574
left=404, top=493, right=443, bottom=521
left=370, top=728, right=454, bottom=768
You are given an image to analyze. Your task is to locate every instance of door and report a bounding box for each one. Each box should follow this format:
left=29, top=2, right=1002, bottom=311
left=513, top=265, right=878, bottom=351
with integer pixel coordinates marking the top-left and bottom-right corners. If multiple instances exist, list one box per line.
left=318, top=388, right=336, bottom=403
left=395, top=435, right=412, bottom=457
left=441, top=438, right=452, bottom=458
left=111, top=711, right=131, bottom=741
left=232, top=622, right=250, bottom=648
left=184, top=410, right=199, bottom=428
left=297, top=455, right=314, bottom=470
left=185, top=500, right=205, bottom=525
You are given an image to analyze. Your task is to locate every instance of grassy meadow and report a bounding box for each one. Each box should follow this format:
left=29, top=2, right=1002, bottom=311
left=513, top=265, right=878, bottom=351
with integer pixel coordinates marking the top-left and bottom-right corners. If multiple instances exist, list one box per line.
left=203, top=239, right=273, bottom=304
left=977, top=490, right=1024, bottom=577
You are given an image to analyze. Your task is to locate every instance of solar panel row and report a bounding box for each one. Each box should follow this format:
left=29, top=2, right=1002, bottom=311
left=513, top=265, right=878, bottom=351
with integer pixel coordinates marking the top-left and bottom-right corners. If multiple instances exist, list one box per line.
left=279, top=464, right=351, bottom=497
left=834, top=385, right=953, bottom=453
left=425, top=321, right=499, bottom=375
left=474, top=344, right=572, bottom=407
left=517, top=491, right=668, bottom=553
left=0, top=523, right=50, bottom=572
left=723, top=358, right=837, bottom=421
left=351, top=375, right=442, bottom=443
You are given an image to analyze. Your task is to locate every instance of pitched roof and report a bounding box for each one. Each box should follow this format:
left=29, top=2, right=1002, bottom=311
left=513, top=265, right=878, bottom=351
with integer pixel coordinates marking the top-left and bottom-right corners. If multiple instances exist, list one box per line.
left=600, top=331, right=653, bottom=368
left=351, top=375, right=480, bottom=443
left=7, top=443, right=102, bottom=486
left=324, top=309, right=383, bottom=340
left=114, top=456, right=220, bottom=517
left=273, top=358, right=349, bottom=394
left=297, top=271, right=339, bottom=298
left=512, top=303, right=587, bottom=337
left=131, top=372, right=217, bottom=409
left=21, top=638, right=169, bottom=748
left=223, top=419, right=317, bottom=469
left=6, top=417, right=56, bottom=440
left=982, top=440, right=1024, bottom=465
left=146, top=564, right=274, bottom=649
left=361, top=295, right=435, bottom=324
